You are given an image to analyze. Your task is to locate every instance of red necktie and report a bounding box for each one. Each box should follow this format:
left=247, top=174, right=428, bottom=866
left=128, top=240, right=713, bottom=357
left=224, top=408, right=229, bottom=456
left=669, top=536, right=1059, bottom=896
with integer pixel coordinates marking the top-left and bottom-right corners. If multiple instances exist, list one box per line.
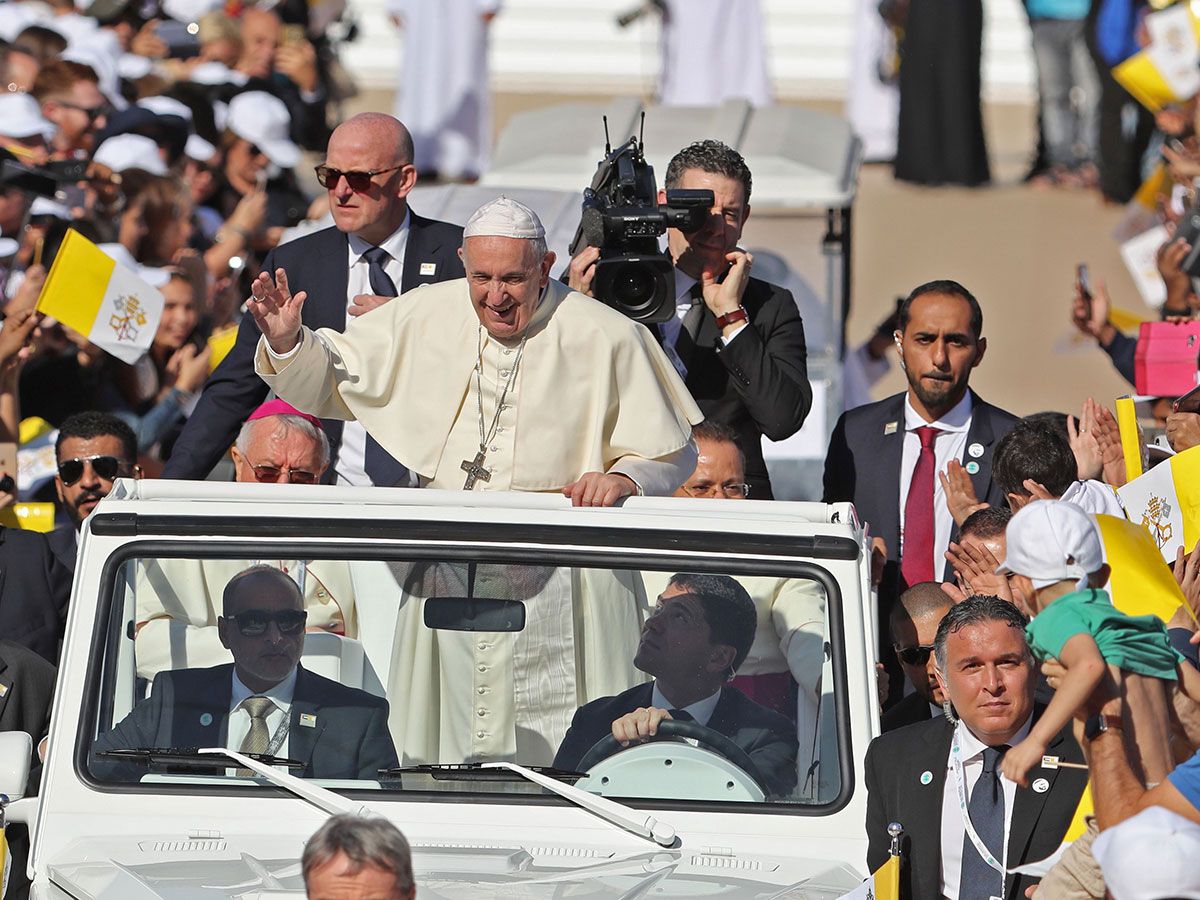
left=901, top=425, right=940, bottom=587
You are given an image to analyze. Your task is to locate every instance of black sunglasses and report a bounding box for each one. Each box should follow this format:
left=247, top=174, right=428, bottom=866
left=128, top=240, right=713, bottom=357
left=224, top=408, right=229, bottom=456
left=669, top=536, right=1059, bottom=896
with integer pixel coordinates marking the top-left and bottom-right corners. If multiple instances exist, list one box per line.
left=57, top=100, right=113, bottom=124
left=58, top=455, right=127, bottom=486
left=896, top=644, right=936, bottom=666
left=314, top=164, right=403, bottom=192
left=225, top=608, right=308, bottom=637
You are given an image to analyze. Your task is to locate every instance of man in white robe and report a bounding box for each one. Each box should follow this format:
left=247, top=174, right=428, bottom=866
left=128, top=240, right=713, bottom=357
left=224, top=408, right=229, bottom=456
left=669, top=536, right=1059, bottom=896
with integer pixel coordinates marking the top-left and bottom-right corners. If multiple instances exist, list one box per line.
left=388, top=0, right=499, bottom=179
left=658, top=0, right=772, bottom=107
left=251, top=197, right=703, bottom=505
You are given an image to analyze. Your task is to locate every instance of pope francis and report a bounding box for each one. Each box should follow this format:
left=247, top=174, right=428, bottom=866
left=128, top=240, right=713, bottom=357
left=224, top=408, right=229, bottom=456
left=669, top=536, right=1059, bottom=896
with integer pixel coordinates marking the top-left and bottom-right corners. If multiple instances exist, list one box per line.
left=251, top=197, right=704, bottom=504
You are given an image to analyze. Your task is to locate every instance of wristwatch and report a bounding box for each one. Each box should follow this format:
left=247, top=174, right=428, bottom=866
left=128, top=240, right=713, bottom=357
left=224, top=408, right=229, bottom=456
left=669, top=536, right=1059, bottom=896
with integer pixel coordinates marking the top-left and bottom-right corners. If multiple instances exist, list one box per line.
left=714, top=306, right=748, bottom=329
left=1084, top=711, right=1124, bottom=741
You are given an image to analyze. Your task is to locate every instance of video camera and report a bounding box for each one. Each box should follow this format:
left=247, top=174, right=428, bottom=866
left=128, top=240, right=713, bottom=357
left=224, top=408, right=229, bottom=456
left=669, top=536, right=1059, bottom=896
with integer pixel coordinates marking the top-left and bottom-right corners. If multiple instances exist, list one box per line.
left=0, top=158, right=87, bottom=201
left=569, top=117, right=713, bottom=324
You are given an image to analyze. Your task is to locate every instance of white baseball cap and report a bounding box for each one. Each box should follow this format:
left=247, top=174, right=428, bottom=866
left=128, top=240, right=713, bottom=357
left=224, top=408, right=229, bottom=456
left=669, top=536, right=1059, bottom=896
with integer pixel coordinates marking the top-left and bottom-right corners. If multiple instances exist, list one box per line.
left=93, top=133, right=168, bottom=176
left=184, top=133, right=216, bottom=162
left=98, top=243, right=170, bottom=287
left=997, top=499, right=1103, bottom=589
left=0, top=93, right=56, bottom=140
left=226, top=91, right=299, bottom=170
left=1093, top=806, right=1200, bottom=899
left=136, top=96, right=192, bottom=123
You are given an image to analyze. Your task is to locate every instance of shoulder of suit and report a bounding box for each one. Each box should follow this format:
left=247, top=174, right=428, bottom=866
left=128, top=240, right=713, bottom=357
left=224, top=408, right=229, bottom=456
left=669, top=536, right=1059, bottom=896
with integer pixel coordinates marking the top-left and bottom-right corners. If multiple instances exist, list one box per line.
left=0, top=639, right=55, bottom=678
left=971, top=395, right=1020, bottom=428
left=158, top=663, right=233, bottom=692
left=0, top=525, right=51, bottom=554
left=868, top=712, right=952, bottom=758
left=408, top=210, right=465, bottom=241
left=743, top=275, right=793, bottom=307
left=269, top=225, right=347, bottom=262
left=843, top=391, right=907, bottom=428
left=296, top=665, right=389, bottom=709
left=721, top=685, right=797, bottom=735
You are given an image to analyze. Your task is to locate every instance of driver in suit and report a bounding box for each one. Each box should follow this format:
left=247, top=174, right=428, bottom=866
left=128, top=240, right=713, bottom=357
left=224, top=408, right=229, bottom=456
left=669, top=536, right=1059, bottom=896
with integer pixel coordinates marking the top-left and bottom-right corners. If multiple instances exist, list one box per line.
left=93, top=565, right=397, bottom=781
left=553, top=573, right=799, bottom=798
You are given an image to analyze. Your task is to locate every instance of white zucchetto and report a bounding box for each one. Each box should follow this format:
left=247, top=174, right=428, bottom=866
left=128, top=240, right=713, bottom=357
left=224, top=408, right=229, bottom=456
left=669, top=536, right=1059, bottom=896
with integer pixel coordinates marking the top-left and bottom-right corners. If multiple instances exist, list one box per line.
left=463, top=197, right=546, bottom=241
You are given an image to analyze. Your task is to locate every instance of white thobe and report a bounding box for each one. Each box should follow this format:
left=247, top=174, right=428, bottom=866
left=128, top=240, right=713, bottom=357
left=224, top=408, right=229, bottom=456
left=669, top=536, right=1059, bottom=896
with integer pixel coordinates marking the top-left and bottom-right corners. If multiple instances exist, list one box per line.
left=845, top=0, right=900, bottom=161
left=388, top=0, right=499, bottom=178
left=658, top=0, right=772, bottom=107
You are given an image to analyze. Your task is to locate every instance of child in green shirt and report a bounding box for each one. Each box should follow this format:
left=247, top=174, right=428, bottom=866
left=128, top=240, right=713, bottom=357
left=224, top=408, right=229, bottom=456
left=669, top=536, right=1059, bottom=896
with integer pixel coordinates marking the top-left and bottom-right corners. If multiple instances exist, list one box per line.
left=997, top=500, right=1200, bottom=787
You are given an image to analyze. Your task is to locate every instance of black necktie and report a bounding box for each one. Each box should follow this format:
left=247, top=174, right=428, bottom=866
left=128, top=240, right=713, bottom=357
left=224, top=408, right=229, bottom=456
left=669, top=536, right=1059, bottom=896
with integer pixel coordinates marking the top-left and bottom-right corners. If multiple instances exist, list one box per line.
left=357, top=246, right=409, bottom=487
left=959, top=745, right=1007, bottom=900
left=673, top=282, right=705, bottom=370
left=668, top=708, right=694, bottom=722
left=363, top=246, right=398, bottom=297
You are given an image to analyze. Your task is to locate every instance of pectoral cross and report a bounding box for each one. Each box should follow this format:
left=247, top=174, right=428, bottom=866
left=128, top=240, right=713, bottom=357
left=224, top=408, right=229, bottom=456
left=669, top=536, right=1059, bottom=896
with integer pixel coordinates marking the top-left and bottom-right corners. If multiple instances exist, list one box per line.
left=460, top=450, right=492, bottom=490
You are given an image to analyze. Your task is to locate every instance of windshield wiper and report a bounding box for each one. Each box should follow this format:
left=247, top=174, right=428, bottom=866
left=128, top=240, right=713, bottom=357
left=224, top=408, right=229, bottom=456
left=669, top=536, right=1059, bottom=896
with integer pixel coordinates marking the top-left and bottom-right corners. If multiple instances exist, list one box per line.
left=383, top=762, right=583, bottom=781
left=486, top=761, right=678, bottom=848
left=98, top=748, right=305, bottom=770
left=196, top=747, right=373, bottom=818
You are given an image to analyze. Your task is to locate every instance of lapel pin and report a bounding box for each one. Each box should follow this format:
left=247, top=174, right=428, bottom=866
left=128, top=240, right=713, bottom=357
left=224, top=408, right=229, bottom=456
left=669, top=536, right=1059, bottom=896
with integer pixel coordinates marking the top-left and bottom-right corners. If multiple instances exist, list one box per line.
left=0, top=682, right=8, bottom=698
left=965, top=461, right=980, bottom=475
left=419, top=262, right=437, bottom=276
left=199, top=712, right=213, bottom=726
left=1041, top=755, right=1087, bottom=770
left=968, top=442, right=985, bottom=458
left=299, top=713, right=317, bottom=728
left=884, top=422, right=899, bottom=435
left=920, top=770, right=933, bottom=785
left=1032, top=777, right=1050, bottom=793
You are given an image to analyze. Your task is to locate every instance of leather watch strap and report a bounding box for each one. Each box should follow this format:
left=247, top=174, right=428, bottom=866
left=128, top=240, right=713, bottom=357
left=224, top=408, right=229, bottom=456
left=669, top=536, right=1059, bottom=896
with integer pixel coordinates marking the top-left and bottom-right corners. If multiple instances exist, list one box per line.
left=714, top=306, right=748, bottom=329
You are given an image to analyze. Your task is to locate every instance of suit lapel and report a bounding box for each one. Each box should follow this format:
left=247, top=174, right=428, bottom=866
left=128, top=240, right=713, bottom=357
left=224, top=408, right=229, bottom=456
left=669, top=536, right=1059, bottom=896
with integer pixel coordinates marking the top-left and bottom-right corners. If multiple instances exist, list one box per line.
left=289, top=668, right=324, bottom=773
left=912, top=720, right=953, bottom=898
left=0, top=652, right=12, bottom=724
left=400, top=213, right=448, bottom=293
left=875, top=395, right=907, bottom=554
left=939, top=392, right=996, bottom=580
left=1006, top=722, right=1065, bottom=876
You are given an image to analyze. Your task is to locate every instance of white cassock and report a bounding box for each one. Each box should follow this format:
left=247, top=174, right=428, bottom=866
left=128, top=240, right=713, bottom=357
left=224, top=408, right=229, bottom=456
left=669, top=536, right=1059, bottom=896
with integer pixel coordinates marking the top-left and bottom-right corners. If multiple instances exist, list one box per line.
left=387, top=0, right=499, bottom=178
left=386, top=562, right=650, bottom=766
left=254, top=277, right=703, bottom=495
left=658, top=0, right=772, bottom=107
left=845, top=0, right=899, bottom=161
left=133, top=559, right=356, bottom=682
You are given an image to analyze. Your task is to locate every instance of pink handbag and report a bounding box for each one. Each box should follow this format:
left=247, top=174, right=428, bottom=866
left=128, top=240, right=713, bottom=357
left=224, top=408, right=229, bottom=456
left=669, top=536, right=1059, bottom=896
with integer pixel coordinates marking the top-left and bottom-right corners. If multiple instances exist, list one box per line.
left=1135, top=320, right=1200, bottom=397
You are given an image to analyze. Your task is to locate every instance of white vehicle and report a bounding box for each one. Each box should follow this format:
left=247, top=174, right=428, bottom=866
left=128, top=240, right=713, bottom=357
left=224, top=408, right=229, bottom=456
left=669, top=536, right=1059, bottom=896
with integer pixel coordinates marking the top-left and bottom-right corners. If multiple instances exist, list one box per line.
left=2, top=481, right=882, bottom=898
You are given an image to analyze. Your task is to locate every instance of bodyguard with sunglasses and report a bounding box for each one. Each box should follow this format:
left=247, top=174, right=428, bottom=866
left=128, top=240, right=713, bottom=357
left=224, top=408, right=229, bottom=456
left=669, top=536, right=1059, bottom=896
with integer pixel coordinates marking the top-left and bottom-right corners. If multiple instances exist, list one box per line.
left=94, top=566, right=397, bottom=781
left=164, top=112, right=463, bottom=485
left=881, top=582, right=952, bottom=734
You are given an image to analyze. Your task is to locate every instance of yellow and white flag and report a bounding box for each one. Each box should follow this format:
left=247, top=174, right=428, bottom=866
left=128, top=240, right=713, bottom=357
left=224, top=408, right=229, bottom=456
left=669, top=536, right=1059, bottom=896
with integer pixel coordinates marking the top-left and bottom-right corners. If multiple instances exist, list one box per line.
left=1114, top=3, right=1200, bottom=111
left=1116, top=445, right=1200, bottom=564
left=1, top=821, right=9, bottom=899
left=836, top=856, right=899, bottom=900
left=36, top=229, right=163, bottom=365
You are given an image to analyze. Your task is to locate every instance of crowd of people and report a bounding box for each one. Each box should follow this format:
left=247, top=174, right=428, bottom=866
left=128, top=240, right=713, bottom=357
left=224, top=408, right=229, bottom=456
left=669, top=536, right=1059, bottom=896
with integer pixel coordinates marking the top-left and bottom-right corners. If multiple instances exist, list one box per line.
left=0, top=1, right=1199, bottom=899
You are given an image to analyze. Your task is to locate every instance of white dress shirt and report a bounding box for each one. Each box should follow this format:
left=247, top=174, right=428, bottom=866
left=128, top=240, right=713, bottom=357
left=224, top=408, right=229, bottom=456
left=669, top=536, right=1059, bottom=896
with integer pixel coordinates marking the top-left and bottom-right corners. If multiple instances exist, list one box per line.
left=651, top=682, right=723, bottom=726
left=226, top=667, right=297, bottom=760
left=938, top=713, right=1033, bottom=900
left=659, top=270, right=747, bottom=379
left=338, top=214, right=411, bottom=486
left=899, top=392, right=974, bottom=580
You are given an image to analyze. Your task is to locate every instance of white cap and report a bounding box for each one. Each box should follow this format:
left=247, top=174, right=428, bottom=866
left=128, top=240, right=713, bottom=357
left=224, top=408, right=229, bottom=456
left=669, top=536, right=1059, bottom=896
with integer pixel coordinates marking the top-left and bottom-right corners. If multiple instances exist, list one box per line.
left=61, top=43, right=127, bottom=111
left=162, top=0, right=222, bottom=21
left=184, top=132, right=216, bottom=162
left=0, top=3, right=47, bottom=42
left=188, top=61, right=248, bottom=88
left=0, top=93, right=56, bottom=140
left=116, top=52, right=154, bottom=80
left=1093, top=806, right=1200, bottom=899
left=463, top=196, right=546, bottom=241
left=137, top=95, right=192, bottom=123
left=0, top=237, right=17, bottom=258
left=226, top=91, right=299, bottom=169
left=998, top=499, right=1103, bottom=589
left=98, top=243, right=170, bottom=287
left=30, top=197, right=72, bottom=220
left=93, top=133, right=168, bottom=175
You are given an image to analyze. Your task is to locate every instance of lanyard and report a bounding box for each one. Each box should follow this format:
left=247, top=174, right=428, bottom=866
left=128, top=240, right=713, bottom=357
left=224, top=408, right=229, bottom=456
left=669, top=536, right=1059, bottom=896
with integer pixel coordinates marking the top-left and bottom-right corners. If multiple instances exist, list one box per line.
left=949, top=727, right=1008, bottom=881
left=264, top=713, right=291, bottom=759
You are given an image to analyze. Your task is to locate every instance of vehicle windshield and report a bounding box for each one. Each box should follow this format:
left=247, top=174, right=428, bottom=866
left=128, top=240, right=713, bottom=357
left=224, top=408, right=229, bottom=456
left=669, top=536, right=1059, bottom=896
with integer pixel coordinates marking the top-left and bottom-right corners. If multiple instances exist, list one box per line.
left=81, top=549, right=846, bottom=809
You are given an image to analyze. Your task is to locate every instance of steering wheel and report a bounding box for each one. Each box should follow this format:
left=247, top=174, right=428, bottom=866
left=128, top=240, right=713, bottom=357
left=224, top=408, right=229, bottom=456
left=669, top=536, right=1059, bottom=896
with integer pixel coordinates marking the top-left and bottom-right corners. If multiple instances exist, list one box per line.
left=576, top=718, right=771, bottom=796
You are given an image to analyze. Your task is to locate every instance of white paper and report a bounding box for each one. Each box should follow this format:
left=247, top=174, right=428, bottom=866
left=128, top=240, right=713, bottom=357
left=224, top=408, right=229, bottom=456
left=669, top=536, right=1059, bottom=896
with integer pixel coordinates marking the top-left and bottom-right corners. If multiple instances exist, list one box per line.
left=1117, top=461, right=1184, bottom=562
left=1120, top=225, right=1170, bottom=309
left=1146, top=5, right=1200, bottom=98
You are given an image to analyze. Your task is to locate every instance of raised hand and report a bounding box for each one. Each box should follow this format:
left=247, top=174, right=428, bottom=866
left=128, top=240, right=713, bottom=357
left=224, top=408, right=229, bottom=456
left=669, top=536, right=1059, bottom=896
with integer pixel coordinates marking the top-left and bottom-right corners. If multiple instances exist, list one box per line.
left=700, top=249, right=753, bottom=326
left=939, top=458, right=987, bottom=526
left=1068, top=404, right=1103, bottom=481
left=1091, top=402, right=1126, bottom=487
left=246, top=268, right=307, bottom=354
left=945, top=539, right=1014, bottom=604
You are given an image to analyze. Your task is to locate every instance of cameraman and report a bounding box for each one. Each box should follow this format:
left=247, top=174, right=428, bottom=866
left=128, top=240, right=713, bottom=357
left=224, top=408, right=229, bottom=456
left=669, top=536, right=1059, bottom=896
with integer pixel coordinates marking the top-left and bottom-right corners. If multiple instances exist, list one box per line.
left=567, top=139, right=811, bottom=499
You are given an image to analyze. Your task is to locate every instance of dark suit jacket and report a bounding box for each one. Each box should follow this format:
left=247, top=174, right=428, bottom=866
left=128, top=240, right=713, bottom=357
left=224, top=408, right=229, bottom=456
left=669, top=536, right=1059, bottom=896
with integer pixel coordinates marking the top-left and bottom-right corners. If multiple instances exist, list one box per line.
left=822, top=389, right=1018, bottom=591
left=864, top=710, right=1087, bottom=900
left=163, top=214, right=465, bottom=480
left=553, top=682, right=799, bottom=798
left=880, top=691, right=935, bottom=733
left=45, top=525, right=77, bottom=579
left=0, top=527, right=74, bottom=665
left=92, top=663, right=398, bottom=780
left=681, top=276, right=811, bottom=500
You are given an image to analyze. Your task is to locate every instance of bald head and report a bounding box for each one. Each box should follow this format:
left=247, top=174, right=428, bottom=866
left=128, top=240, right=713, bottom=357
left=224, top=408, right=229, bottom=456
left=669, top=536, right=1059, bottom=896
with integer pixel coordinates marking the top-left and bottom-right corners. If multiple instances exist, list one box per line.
left=323, top=114, right=418, bottom=245
left=331, top=114, right=413, bottom=168
left=890, top=581, right=952, bottom=639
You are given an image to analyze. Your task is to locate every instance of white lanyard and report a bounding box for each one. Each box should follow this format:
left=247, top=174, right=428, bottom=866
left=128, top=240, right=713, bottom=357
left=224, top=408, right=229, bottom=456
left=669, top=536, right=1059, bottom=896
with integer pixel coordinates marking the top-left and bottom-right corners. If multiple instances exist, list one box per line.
left=950, top=728, right=1008, bottom=883
left=264, top=714, right=291, bottom=759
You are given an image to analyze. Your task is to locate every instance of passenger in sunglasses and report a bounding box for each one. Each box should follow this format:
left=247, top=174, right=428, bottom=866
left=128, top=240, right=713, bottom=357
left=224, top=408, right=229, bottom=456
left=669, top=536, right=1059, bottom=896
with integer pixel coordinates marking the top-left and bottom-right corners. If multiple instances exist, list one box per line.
left=94, top=565, right=397, bottom=781
left=50, top=412, right=138, bottom=578
left=31, top=59, right=110, bottom=157
left=230, top=399, right=329, bottom=487
left=880, top=582, right=951, bottom=734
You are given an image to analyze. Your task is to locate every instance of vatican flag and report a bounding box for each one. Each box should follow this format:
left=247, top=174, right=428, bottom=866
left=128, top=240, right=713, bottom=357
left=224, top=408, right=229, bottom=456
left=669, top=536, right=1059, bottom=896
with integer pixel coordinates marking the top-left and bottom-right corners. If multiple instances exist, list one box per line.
left=36, top=228, right=163, bottom=364
left=1116, top=445, right=1200, bottom=564
left=1, top=823, right=9, bottom=899
left=836, top=856, right=899, bottom=900
left=1113, top=3, right=1200, bottom=111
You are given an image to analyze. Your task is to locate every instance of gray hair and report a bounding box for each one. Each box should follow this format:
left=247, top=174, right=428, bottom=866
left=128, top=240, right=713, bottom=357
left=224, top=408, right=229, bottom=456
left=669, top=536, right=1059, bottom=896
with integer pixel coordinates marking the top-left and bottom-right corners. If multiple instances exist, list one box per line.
left=302, top=814, right=414, bottom=894
left=235, top=412, right=330, bottom=470
left=933, top=594, right=1031, bottom=674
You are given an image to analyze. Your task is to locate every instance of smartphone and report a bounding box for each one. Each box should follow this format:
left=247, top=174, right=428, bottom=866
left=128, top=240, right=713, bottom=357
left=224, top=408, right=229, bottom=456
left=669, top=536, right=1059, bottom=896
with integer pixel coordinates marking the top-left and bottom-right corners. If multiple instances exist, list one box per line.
left=1174, top=384, right=1200, bottom=414
left=1075, top=263, right=1092, bottom=321
left=281, top=24, right=306, bottom=46
left=153, top=19, right=201, bottom=59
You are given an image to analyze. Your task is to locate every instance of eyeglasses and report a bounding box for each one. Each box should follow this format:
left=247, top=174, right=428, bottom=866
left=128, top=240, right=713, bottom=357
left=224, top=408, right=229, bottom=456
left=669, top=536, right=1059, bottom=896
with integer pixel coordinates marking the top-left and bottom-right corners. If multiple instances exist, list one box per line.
left=57, top=455, right=129, bottom=486
left=682, top=481, right=751, bottom=499
left=314, top=164, right=404, bottom=192
left=896, top=644, right=936, bottom=666
left=224, top=608, right=308, bottom=636
left=56, top=100, right=113, bottom=124
left=248, top=463, right=320, bottom=485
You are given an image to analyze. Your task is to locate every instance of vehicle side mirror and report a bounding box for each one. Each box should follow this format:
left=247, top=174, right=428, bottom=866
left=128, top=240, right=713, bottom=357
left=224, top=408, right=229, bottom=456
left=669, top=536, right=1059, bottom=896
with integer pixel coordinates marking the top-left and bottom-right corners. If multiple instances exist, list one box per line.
left=0, top=732, right=32, bottom=801
left=423, top=597, right=526, bottom=632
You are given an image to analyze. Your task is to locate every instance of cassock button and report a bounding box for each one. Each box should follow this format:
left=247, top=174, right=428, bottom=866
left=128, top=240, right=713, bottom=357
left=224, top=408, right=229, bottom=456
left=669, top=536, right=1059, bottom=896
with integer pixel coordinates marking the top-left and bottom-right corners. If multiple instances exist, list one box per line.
left=476, top=730, right=486, bottom=739
left=500, top=369, right=510, bottom=377
left=477, top=687, right=486, bottom=695
left=477, top=664, right=487, bottom=673
left=477, top=708, right=487, bottom=717
left=477, top=641, right=488, bottom=651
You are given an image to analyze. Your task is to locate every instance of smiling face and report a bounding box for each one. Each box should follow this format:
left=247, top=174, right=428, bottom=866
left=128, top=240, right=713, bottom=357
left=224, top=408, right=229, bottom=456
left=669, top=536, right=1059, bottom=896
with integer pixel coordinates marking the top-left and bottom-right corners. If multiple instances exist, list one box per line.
left=460, top=235, right=554, bottom=340
left=663, top=168, right=749, bottom=280
left=898, top=292, right=986, bottom=421
left=154, top=277, right=197, bottom=351
left=935, top=619, right=1034, bottom=745
left=218, top=569, right=305, bottom=693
